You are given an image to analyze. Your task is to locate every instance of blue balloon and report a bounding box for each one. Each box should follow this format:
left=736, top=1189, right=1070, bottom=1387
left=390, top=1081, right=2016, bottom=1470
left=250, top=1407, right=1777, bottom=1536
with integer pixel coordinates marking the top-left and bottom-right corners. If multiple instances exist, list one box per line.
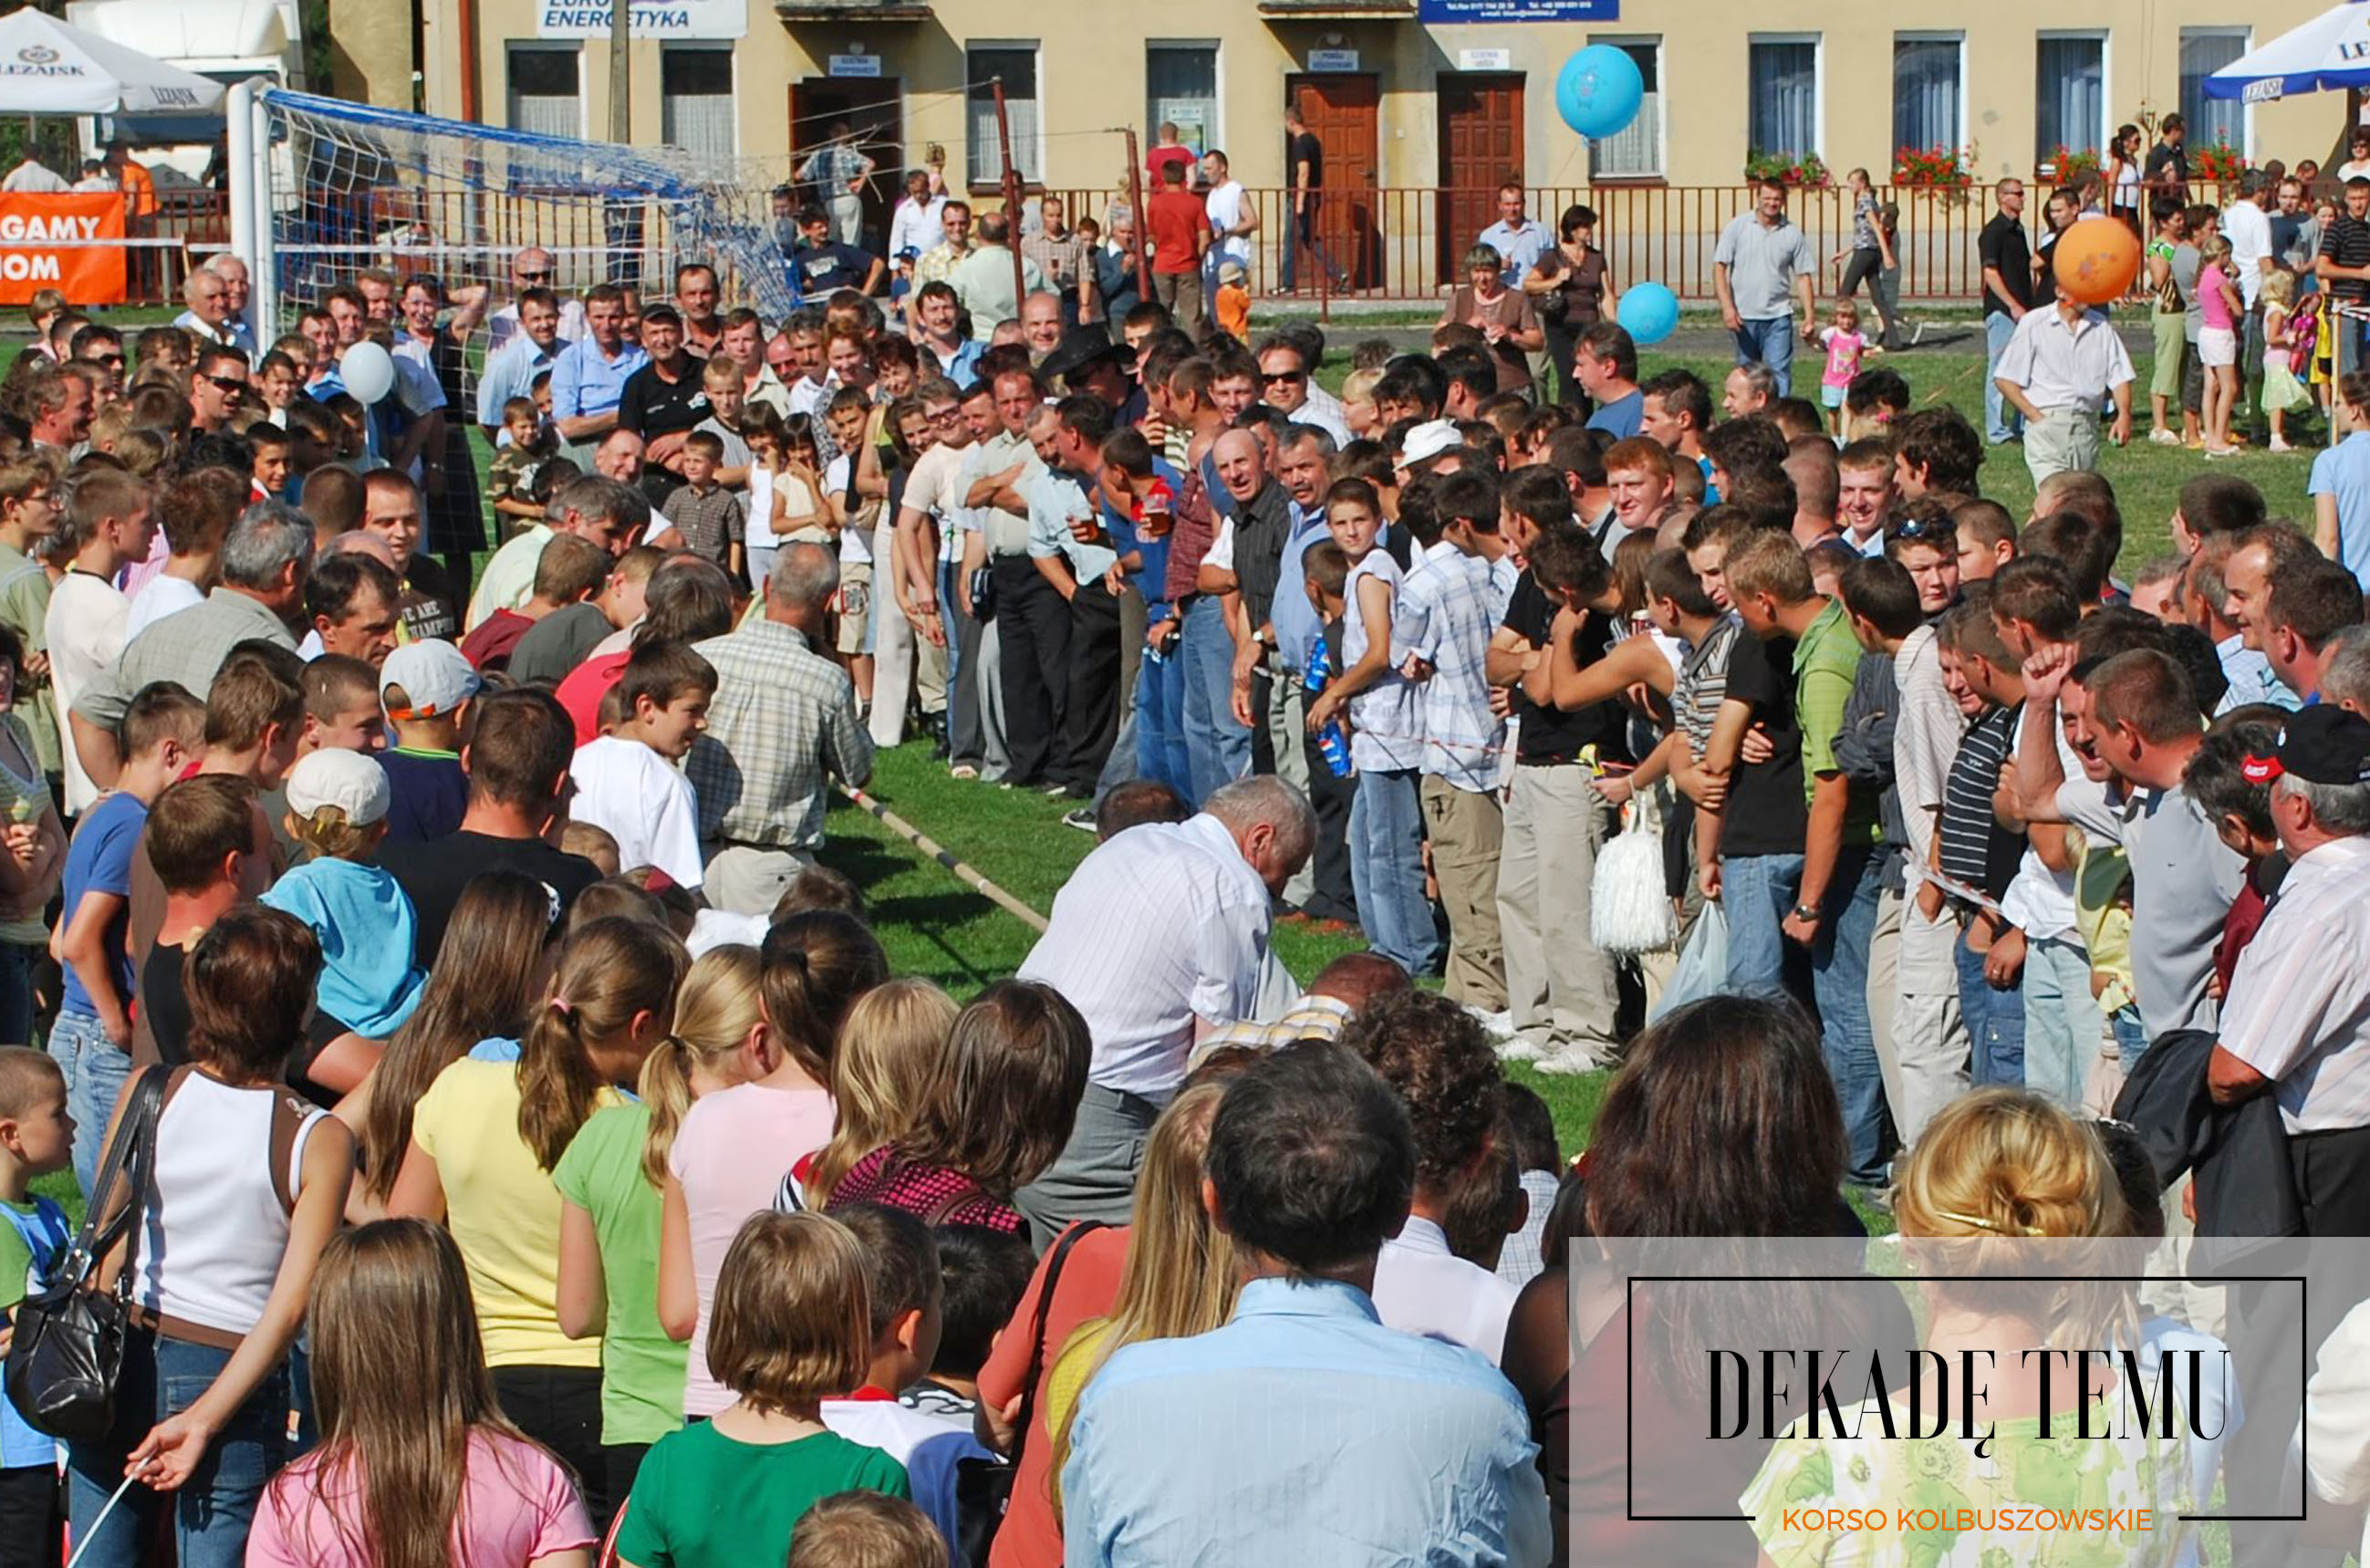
left=1556, top=46, right=1645, bottom=140
left=1617, top=282, right=1679, bottom=347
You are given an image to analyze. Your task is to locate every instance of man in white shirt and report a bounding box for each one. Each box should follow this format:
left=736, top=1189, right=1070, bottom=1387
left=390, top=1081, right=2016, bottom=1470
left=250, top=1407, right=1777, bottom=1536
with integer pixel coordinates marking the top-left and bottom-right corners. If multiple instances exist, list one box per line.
left=2209, top=703, right=2370, bottom=1235
left=1014, top=774, right=1314, bottom=1242
left=1, top=154, right=67, bottom=193
left=483, top=246, right=588, bottom=356
left=1200, top=151, right=1259, bottom=318
left=2221, top=170, right=2276, bottom=443
left=1343, top=991, right=1522, bottom=1364
left=46, top=472, right=152, bottom=815
left=1992, top=283, right=2136, bottom=486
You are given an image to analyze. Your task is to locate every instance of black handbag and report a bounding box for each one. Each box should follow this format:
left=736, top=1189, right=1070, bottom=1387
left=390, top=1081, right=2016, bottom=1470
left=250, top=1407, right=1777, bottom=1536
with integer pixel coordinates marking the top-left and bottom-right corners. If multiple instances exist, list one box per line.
left=4, top=1064, right=167, bottom=1444
left=968, top=563, right=997, bottom=624
left=951, top=1220, right=1106, bottom=1566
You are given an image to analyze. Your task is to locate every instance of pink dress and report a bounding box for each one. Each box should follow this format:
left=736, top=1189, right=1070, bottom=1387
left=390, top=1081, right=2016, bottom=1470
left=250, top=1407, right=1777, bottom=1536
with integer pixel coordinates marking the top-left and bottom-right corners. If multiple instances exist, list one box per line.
left=247, top=1429, right=593, bottom=1568
left=670, top=1080, right=837, bottom=1417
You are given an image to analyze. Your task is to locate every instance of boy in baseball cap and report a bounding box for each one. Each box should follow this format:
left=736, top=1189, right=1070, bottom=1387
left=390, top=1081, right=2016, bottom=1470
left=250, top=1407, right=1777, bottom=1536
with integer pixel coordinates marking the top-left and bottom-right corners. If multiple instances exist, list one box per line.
left=258, top=747, right=426, bottom=1043
left=378, top=639, right=482, bottom=844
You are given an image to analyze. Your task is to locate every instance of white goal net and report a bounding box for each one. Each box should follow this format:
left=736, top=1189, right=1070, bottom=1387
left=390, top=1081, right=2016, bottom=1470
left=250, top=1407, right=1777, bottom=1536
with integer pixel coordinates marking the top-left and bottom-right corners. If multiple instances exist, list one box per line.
left=241, top=88, right=797, bottom=347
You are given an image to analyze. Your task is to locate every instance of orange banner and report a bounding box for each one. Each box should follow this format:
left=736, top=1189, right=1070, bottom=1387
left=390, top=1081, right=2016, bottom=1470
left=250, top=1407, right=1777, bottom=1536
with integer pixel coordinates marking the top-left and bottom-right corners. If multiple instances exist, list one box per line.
left=0, top=193, right=125, bottom=306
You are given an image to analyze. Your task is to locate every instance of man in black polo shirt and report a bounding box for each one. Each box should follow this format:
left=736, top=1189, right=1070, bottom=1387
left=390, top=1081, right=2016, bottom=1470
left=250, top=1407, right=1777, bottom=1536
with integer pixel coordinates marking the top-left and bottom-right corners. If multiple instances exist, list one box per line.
left=1488, top=517, right=1624, bottom=1072
left=1978, top=181, right=2036, bottom=446
left=2143, top=113, right=2188, bottom=204
left=2319, top=177, right=2370, bottom=379
left=617, top=305, right=709, bottom=508
left=792, top=202, right=884, bottom=299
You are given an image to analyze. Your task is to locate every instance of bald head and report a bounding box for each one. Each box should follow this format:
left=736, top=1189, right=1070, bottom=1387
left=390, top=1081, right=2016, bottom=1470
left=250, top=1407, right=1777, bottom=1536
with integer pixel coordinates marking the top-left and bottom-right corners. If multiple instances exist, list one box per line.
left=1213, top=429, right=1265, bottom=504
left=326, top=530, right=398, bottom=568
left=1308, top=951, right=1415, bottom=1014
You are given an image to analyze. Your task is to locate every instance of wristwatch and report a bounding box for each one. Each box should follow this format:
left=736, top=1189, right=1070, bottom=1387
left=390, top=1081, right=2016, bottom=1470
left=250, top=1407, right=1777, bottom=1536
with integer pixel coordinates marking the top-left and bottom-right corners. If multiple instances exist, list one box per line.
left=1792, top=904, right=1821, bottom=923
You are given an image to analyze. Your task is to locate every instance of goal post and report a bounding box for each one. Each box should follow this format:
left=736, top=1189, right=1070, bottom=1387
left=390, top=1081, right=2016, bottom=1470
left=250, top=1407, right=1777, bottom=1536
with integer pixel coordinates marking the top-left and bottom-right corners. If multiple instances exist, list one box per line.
left=227, top=84, right=797, bottom=351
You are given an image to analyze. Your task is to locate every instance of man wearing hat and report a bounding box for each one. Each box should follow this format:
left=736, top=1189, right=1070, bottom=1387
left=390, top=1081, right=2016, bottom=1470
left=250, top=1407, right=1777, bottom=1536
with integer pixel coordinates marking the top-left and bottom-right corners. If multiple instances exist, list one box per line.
left=2210, top=701, right=2370, bottom=1235
left=1042, top=329, right=1136, bottom=415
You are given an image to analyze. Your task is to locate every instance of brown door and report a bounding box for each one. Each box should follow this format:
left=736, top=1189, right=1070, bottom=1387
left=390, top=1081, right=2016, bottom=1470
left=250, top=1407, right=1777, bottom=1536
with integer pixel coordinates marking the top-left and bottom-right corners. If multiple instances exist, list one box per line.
left=1284, top=73, right=1379, bottom=291
left=787, top=79, right=904, bottom=254
left=1435, top=74, right=1524, bottom=286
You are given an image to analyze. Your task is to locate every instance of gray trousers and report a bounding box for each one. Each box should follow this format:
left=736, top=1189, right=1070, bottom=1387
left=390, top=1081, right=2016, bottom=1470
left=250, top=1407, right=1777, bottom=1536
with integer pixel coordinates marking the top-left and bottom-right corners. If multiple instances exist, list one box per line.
left=1264, top=670, right=1315, bottom=909
left=1013, top=1082, right=1164, bottom=1251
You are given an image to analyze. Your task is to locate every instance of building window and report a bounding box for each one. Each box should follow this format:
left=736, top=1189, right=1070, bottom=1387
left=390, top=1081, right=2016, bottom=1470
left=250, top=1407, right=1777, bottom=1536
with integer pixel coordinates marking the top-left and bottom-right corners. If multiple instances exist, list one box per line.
left=1147, top=44, right=1219, bottom=158
left=660, top=45, right=734, bottom=161
left=1893, top=34, right=1963, bottom=157
left=1747, top=36, right=1819, bottom=161
left=2180, top=28, right=2249, bottom=154
left=506, top=45, right=581, bottom=140
left=2035, top=33, right=2107, bottom=169
left=1587, top=38, right=1662, bottom=179
left=966, top=44, right=1040, bottom=186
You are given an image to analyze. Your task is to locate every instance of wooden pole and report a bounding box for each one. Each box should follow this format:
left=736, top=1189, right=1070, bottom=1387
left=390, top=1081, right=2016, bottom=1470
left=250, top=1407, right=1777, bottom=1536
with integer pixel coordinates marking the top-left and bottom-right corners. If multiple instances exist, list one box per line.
left=1122, top=128, right=1151, bottom=333
left=607, top=0, right=630, bottom=144
left=993, top=78, right=1025, bottom=319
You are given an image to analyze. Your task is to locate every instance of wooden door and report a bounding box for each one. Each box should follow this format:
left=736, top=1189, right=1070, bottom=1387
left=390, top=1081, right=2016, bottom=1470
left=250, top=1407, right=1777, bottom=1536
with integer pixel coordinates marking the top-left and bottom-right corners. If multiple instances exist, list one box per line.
left=1435, top=74, right=1524, bottom=286
left=787, top=80, right=904, bottom=254
left=1285, top=74, right=1379, bottom=291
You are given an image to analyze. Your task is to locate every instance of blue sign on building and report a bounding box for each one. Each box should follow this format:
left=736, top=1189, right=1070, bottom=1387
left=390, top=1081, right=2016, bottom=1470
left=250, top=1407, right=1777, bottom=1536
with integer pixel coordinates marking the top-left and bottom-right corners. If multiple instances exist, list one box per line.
left=1417, top=0, right=1618, bottom=22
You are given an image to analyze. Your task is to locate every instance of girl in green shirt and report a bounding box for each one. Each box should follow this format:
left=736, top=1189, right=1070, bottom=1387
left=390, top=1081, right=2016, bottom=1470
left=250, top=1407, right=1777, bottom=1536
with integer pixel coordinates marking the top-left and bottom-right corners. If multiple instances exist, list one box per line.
left=615, top=1211, right=910, bottom=1568
left=556, top=944, right=772, bottom=1521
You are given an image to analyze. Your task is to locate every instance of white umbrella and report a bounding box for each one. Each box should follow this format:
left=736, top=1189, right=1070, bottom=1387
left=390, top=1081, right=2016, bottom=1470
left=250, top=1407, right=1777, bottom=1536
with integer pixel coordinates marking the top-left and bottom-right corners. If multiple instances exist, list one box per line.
left=0, top=5, right=224, bottom=116
left=2205, top=0, right=2370, bottom=102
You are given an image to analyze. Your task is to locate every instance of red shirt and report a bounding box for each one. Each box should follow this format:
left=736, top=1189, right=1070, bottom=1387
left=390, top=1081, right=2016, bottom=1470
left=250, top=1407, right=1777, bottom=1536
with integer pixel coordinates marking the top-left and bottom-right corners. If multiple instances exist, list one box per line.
left=1147, top=190, right=1209, bottom=275
left=460, top=608, right=533, bottom=672
left=1146, top=144, right=1194, bottom=188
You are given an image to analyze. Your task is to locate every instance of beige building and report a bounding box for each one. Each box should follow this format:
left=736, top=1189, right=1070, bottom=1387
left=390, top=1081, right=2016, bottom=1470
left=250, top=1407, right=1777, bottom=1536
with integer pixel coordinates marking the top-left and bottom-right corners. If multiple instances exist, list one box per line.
left=334, top=0, right=2354, bottom=296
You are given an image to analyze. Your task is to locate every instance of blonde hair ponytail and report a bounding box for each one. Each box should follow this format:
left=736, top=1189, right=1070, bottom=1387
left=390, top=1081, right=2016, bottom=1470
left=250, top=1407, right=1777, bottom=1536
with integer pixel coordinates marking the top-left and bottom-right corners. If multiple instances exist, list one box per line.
left=636, top=945, right=764, bottom=1187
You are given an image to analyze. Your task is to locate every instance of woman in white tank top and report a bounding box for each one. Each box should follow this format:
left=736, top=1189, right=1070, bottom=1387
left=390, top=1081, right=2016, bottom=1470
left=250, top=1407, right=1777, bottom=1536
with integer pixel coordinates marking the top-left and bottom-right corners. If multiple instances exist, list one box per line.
left=66, top=905, right=355, bottom=1568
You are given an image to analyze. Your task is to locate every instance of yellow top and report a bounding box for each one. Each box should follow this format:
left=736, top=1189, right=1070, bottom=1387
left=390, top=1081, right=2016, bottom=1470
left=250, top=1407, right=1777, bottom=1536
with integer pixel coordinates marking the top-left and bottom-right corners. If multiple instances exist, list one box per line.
left=2071, top=827, right=2137, bottom=1016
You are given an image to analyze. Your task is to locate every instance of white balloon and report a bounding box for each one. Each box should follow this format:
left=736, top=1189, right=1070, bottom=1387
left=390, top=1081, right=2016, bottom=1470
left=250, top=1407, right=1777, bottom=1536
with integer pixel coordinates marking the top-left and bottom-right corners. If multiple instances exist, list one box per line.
left=339, top=341, right=396, bottom=407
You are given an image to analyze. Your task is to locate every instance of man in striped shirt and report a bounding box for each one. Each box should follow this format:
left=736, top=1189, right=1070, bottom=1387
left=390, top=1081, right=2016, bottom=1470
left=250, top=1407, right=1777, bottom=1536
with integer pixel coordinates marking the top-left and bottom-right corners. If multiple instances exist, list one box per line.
left=2210, top=704, right=2370, bottom=1235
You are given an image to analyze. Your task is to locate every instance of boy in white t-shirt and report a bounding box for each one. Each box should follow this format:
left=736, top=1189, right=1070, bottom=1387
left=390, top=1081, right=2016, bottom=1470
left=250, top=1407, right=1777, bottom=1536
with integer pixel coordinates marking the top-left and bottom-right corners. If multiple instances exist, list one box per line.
left=567, top=638, right=714, bottom=890
left=824, top=387, right=879, bottom=707
left=45, top=470, right=154, bottom=815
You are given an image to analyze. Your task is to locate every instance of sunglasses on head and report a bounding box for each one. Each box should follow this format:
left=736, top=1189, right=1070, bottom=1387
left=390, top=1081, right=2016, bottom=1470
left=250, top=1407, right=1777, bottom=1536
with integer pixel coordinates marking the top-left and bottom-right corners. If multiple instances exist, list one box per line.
left=1887, top=515, right=1955, bottom=545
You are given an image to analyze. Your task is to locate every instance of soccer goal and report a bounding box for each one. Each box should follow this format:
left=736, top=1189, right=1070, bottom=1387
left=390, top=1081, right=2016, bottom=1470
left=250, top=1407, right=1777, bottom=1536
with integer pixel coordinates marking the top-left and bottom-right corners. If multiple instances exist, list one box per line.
left=226, top=83, right=796, bottom=348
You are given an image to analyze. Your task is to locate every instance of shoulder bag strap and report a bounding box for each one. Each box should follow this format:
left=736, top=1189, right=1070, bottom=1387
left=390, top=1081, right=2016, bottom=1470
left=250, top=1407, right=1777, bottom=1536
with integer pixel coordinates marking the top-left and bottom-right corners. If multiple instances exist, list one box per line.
left=1006, top=1220, right=1107, bottom=1472
left=53, top=1064, right=167, bottom=1289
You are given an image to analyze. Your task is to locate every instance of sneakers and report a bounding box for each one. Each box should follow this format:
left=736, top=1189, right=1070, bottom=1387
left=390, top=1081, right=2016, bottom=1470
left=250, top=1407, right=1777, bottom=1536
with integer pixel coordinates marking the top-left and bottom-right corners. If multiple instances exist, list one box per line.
left=1496, top=1033, right=1546, bottom=1064
left=1533, top=1040, right=1613, bottom=1075
left=2148, top=428, right=2182, bottom=447
left=2270, top=438, right=2295, bottom=452
left=1062, top=807, right=1097, bottom=833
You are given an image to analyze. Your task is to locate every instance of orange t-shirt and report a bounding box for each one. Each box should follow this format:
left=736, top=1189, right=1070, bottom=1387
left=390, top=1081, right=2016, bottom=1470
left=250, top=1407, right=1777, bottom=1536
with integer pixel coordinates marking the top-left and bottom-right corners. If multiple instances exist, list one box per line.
left=975, top=1222, right=1130, bottom=1568
left=118, top=161, right=156, bottom=219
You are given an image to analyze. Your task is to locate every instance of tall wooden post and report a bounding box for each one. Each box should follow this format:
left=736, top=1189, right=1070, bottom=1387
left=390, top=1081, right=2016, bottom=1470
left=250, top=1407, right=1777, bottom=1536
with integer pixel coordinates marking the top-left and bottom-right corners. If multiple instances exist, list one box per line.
left=993, top=78, right=1025, bottom=317
left=607, top=0, right=629, bottom=143
left=1123, top=128, right=1151, bottom=331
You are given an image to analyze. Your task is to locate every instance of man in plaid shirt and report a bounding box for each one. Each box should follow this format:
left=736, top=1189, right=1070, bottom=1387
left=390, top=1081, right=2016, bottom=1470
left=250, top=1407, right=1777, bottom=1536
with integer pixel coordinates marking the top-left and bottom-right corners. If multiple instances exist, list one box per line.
left=687, top=541, right=874, bottom=915
left=1398, top=472, right=1519, bottom=1013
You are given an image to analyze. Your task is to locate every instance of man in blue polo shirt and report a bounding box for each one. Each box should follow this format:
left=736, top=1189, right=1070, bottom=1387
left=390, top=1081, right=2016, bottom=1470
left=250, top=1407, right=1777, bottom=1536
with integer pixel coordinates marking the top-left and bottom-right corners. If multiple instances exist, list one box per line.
left=549, top=283, right=649, bottom=465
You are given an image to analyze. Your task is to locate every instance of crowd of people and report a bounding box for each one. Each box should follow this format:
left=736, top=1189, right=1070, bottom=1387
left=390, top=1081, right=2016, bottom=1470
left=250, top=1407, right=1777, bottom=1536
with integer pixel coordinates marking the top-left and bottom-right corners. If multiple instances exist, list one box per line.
left=0, top=123, right=2366, bottom=1568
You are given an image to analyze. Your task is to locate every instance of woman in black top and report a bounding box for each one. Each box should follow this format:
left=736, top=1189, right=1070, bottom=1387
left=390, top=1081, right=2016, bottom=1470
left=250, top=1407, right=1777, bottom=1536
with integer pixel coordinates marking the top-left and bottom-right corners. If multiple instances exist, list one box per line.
left=1525, top=204, right=1619, bottom=410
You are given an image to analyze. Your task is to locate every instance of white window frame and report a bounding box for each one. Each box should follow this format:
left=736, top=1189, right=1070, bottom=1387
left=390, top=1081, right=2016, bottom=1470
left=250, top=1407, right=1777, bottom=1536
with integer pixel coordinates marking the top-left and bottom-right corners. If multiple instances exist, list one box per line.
left=1586, top=34, right=1665, bottom=180
left=2179, top=26, right=2253, bottom=156
left=1891, top=31, right=1967, bottom=154
left=2036, top=29, right=2112, bottom=172
left=505, top=42, right=585, bottom=141
left=1745, top=32, right=1824, bottom=162
left=1146, top=40, right=1223, bottom=161
left=659, top=42, right=737, bottom=160
left=964, top=40, right=1044, bottom=188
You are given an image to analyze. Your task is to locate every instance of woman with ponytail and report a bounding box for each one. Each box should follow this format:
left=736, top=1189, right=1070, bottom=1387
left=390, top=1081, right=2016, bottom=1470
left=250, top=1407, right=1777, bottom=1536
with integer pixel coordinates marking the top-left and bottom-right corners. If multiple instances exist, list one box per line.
left=658, top=909, right=886, bottom=1419
left=390, top=916, right=688, bottom=1528
left=555, top=945, right=768, bottom=1517
left=247, top=1220, right=597, bottom=1568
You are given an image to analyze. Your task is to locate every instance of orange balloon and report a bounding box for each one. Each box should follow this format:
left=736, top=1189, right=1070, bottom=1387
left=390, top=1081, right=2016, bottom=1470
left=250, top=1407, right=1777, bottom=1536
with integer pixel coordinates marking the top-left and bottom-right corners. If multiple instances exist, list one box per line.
left=2056, top=216, right=2142, bottom=306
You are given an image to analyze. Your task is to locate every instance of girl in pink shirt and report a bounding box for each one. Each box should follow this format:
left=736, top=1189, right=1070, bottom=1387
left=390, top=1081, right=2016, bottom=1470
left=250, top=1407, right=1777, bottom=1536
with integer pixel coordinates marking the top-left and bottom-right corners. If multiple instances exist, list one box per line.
left=247, top=1220, right=596, bottom=1568
left=2198, top=236, right=2244, bottom=457
left=658, top=911, right=886, bottom=1417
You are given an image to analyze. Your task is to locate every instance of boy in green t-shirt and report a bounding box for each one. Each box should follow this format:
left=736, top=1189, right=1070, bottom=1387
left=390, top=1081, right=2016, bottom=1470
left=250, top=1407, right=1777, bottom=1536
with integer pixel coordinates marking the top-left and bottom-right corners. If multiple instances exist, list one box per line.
left=0, top=1044, right=75, bottom=1568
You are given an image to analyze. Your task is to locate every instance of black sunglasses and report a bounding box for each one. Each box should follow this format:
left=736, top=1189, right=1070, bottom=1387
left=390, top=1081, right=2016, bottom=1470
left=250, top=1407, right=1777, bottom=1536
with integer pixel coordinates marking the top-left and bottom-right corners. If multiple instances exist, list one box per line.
left=517, top=268, right=554, bottom=283
left=1262, top=369, right=1306, bottom=385
left=203, top=374, right=247, bottom=395
left=1887, top=515, right=1955, bottom=545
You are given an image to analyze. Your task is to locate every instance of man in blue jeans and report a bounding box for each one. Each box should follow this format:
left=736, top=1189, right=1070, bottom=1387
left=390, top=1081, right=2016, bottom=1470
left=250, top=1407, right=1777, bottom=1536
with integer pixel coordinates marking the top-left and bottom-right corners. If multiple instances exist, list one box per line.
left=1727, top=530, right=1894, bottom=1188
left=1713, top=179, right=1816, bottom=398
left=1978, top=181, right=2037, bottom=444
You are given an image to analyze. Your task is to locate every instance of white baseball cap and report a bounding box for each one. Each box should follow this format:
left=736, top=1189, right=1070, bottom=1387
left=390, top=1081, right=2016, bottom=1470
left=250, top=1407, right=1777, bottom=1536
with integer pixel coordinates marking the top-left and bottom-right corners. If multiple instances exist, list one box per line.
left=285, top=748, right=390, bottom=827
left=1399, top=419, right=1461, bottom=468
left=379, top=639, right=481, bottom=721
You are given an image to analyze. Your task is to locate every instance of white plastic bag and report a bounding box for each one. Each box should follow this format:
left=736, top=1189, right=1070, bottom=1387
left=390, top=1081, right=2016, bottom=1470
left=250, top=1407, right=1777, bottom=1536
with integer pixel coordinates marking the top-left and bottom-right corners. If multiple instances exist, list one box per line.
left=1591, top=799, right=1678, bottom=956
left=1648, top=902, right=1729, bottom=1023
